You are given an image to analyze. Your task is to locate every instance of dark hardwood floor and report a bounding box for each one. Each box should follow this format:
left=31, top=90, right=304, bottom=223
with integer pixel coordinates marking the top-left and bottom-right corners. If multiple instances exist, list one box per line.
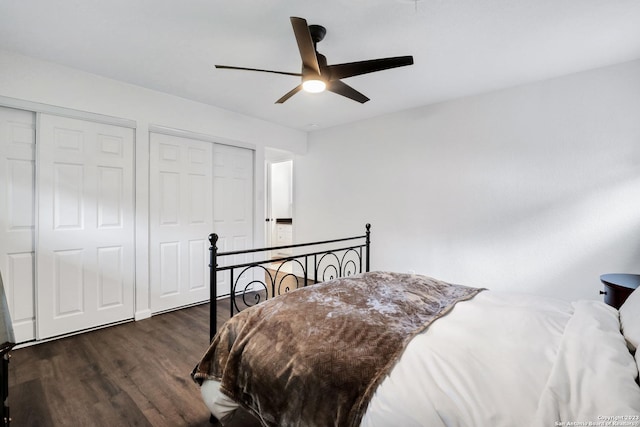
left=8, top=300, right=261, bottom=427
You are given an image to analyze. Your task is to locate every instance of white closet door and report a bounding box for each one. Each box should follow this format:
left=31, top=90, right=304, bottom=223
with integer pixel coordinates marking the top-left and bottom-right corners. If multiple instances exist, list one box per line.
left=0, top=106, right=36, bottom=342
left=149, top=133, right=213, bottom=312
left=37, top=114, right=135, bottom=339
left=213, top=144, right=254, bottom=298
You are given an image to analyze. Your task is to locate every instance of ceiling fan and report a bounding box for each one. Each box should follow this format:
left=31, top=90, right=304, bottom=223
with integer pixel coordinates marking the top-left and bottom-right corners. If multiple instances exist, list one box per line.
left=215, top=17, right=414, bottom=104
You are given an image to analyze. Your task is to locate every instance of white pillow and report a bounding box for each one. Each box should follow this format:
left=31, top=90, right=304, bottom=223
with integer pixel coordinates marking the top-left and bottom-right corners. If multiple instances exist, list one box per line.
left=618, top=286, right=640, bottom=351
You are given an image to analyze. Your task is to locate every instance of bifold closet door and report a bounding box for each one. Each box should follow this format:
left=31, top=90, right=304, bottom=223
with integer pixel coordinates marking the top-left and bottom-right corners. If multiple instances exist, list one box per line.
left=149, top=133, right=213, bottom=312
left=37, top=114, right=135, bottom=339
left=0, top=106, right=36, bottom=343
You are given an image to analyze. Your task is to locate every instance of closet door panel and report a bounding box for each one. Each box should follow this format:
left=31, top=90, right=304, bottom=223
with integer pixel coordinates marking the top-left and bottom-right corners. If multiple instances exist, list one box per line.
left=0, top=106, right=36, bottom=342
left=37, top=114, right=134, bottom=339
left=213, top=144, right=254, bottom=298
left=149, top=133, right=213, bottom=312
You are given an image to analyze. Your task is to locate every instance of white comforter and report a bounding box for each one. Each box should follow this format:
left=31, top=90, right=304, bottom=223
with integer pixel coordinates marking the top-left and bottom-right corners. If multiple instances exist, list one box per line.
left=202, top=291, right=640, bottom=426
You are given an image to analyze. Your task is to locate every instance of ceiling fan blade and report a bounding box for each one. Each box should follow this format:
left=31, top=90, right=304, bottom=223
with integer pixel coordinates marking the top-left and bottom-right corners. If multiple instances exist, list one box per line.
left=290, top=17, right=321, bottom=75
left=275, top=85, right=303, bottom=104
left=327, top=56, right=414, bottom=80
left=215, top=65, right=301, bottom=77
left=327, top=80, right=370, bottom=104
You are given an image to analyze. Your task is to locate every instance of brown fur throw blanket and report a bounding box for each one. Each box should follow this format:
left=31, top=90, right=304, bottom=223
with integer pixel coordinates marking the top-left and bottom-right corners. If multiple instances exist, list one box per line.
left=192, top=271, right=483, bottom=426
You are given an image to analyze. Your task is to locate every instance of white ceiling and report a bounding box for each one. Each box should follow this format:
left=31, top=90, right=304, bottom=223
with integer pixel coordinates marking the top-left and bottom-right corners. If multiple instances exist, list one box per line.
left=1, top=0, right=640, bottom=132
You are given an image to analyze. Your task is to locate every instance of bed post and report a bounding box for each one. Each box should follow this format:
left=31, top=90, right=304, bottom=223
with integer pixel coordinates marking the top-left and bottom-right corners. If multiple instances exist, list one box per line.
left=365, top=223, right=371, bottom=273
left=209, top=233, right=218, bottom=342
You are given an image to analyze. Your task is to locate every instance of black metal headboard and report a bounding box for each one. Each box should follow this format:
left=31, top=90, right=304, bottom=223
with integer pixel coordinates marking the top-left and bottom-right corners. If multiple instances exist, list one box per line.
left=208, top=224, right=371, bottom=339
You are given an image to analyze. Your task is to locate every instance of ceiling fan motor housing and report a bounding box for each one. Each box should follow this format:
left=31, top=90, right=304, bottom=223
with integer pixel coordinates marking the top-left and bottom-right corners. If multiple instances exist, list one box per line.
left=304, top=53, right=329, bottom=79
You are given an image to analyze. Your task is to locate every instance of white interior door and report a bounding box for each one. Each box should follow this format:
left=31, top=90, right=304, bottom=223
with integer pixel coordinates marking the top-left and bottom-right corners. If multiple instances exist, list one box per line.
left=213, top=144, right=254, bottom=298
left=37, top=114, right=135, bottom=339
left=149, top=133, right=213, bottom=312
left=265, top=162, right=273, bottom=249
left=0, top=106, right=36, bottom=343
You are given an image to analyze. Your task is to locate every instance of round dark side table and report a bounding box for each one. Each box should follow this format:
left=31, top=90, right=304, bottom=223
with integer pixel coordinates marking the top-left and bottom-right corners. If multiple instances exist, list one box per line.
left=600, top=274, right=640, bottom=309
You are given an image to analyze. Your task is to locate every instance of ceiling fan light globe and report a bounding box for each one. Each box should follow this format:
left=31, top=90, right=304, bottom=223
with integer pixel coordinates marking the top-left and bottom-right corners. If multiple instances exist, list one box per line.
left=302, top=79, right=326, bottom=93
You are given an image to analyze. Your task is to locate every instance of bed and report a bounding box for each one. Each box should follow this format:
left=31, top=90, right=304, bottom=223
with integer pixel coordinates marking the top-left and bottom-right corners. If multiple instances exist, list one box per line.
left=192, top=224, right=640, bottom=426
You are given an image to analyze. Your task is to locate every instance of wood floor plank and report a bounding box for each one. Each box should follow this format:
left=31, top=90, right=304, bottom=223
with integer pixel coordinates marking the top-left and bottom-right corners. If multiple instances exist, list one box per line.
left=10, top=379, right=54, bottom=427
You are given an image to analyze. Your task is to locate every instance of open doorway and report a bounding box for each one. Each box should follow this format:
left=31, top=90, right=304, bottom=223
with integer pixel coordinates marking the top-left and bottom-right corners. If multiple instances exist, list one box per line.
left=265, top=148, right=293, bottom=259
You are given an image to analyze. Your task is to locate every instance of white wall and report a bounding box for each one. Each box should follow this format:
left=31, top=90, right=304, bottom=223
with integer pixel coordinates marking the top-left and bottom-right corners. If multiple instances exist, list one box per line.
left=0, top=49, right=307, bottom=319
left=295, top=59, right=640, bottom=301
